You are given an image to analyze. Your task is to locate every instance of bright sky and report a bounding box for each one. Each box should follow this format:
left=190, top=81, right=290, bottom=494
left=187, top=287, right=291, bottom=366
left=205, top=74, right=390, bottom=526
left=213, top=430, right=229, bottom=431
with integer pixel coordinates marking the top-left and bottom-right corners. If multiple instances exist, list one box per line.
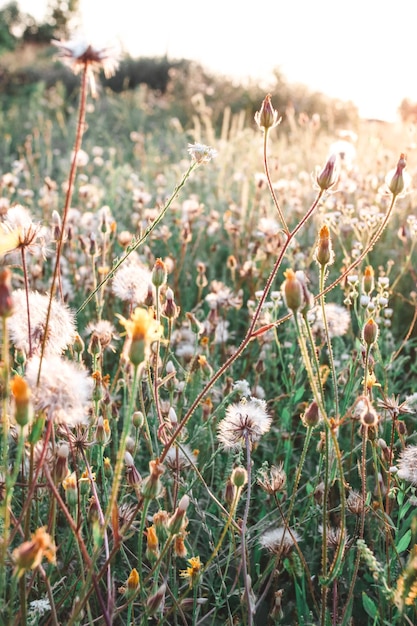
left=5, top=0, right=417, bottom=122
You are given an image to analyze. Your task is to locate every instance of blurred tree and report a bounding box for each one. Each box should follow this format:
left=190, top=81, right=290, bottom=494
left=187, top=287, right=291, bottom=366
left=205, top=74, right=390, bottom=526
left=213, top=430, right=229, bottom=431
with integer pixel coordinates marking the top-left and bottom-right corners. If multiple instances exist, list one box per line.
left=0, top=1, right=23, bottom=53
left=44, top=0, right=80, bottom=39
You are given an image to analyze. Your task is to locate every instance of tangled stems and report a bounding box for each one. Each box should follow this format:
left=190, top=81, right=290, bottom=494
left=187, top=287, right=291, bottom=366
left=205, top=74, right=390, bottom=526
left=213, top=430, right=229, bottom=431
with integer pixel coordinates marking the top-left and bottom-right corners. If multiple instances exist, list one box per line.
left=77, top=161, right=199, bottom=315
left=159, top=189, right=325, bottom=464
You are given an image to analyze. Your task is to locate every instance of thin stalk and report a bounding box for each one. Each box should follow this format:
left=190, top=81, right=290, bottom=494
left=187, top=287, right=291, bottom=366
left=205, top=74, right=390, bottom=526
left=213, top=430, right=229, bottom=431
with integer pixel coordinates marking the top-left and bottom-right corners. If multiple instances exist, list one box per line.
left=262, top=129, right=290, bottom=235
left=37, top=60, right=89, bottom=385
left=241, top=433, right=254, bottom=626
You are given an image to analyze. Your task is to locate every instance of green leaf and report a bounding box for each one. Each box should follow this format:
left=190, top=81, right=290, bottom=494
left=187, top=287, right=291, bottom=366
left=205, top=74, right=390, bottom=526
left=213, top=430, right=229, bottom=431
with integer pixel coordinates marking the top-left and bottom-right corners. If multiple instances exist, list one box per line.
left=396, top=528, right=412, bottom=553
left=362, top=592, right=378, bottom=619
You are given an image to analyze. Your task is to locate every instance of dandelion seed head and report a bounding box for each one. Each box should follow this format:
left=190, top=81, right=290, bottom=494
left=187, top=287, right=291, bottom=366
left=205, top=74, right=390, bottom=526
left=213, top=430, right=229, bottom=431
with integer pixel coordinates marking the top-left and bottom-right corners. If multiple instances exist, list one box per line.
left=8, top=290, right=76, bottom=356
left=259, top=527, right=300, bottom=555
left=25, top=355, right=93, bottom=427
left=217, top=397, right=271, bottom=450
left=307, top=303, right=350, bottom=338
left=112, top=260, right=153, bottom=305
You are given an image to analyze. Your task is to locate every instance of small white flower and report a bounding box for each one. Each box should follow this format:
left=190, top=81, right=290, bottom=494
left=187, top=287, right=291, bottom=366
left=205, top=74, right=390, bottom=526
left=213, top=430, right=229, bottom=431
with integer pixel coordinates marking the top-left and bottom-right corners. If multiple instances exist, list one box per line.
left=187, top=143, right=217, bottom=164
left=259, top=527, right=300, bottom=555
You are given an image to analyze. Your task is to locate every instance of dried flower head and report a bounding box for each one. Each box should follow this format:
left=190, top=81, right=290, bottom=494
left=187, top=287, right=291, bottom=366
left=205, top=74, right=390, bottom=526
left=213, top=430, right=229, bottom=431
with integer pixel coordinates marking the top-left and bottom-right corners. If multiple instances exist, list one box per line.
left=25, top=355, right=93, bottom=427
left=307, top=303, right=350, bottom=338
left=8, top=290, right=76, bottom=356
left=112, top=259, right=153, bottom=306
left=217, top=397, right=272, bottom=450
left=257, top=463, right=287, bottom=494
left=53, top=38, right=120, bottom=97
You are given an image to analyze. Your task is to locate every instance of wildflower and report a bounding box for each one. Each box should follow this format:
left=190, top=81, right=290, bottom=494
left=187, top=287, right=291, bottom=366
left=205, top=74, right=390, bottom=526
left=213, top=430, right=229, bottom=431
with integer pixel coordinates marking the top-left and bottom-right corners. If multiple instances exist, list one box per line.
left=146, top=583, right=166, bottom=615
left=10, top=375, right=32, bottom=427
left=362, top=266, right=375, bottom=295
left=25, top=355, right=93, bottom=427
left=394, top=546, right=417, bottom=610
left=146, top=524, right=160, bottom=562
left=315, top=153, right=339, bottom=191
left=314, top=224, right=334, bottom=267
left=231, top=466, right=248, bottom=488
left=53, top=38, right=120, bottom=98
left=301, top=401, right=321, bottom=428
left=162, top=287, right=180, bottom=319
left=124, top=568, right=140, bottom=601
left=187, top=143, right=217, bottom=164
left=180, top=556, right=202, bottom=588
left=86, top=319, right=117, bottom=352
left=385, top=153, right=410, bottom=198
left=259, top=527, right=300, bottom=556
left=362, top=318, right=378, bottom=346
left=2, top=204, right=46, bottom=256
left=0, top=224, right=20, bottom=256
left=125, top=451, right=142, bottom=488
left=8, top=290, right=76, bottom=356
left=397, top=446, right=417, bottom=486
left=141, top=458, right=165, bottom=499
left=165, top=444, right=197, bottom=472
left=254, top=94, right=281, bottom=131
left=112, top=259, right=153, bottom=306
left=347, top=490, right=365, bottom=515
left=319, top=525, right=348, bottom=551
left=152, top=258, right=168, bottom=288
left=28, top=598, right=51, bottom=618
left=117, top=307, right=162, bottom=366
left=168, top=494, right=190, bottom=535
left=257, top=463, right=286, bottom=495
left=174, top=533, right=188, bottom=558
left=12, top=527, right=56, bottom=579
left=217, top=397, right=272, bottom=450
left=282, top=269, right=304, bottom=313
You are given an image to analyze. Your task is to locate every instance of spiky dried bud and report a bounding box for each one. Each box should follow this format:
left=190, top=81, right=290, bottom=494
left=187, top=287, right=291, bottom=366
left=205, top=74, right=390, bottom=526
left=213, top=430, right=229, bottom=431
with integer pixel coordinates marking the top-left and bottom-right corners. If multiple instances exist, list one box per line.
left=254, top=94, right=281, bottom=131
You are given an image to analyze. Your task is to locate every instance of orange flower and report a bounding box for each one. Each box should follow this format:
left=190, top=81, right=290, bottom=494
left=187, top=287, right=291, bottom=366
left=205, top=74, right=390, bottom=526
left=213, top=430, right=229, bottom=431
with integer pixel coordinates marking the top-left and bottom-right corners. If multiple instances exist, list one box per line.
left=117, top=307, right=162, bottom=365
left=12, top=527, right=56, bottom=579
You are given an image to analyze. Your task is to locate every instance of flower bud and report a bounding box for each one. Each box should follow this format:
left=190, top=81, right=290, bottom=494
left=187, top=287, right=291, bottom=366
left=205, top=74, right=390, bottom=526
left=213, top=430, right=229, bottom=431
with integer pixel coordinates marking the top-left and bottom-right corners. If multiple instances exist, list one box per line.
left=231, top=467, right=248, bottom=488
left=141, top=458, right=165, bottom=499
left=10, top=375, right=31, bottom=427
left=254, top=94, right=281, bottom=131
left=168, top=494, right=190, bottom=535
left=146, top=583, right=166, bottom=616
left=386, top=153, right=408, bottom=197
left=314, top=224, right=334, bottom=267
left=302, top=401, right=321, bottom=428
left=362, top=266, right=375, bottom=295
left=282, top=269, right=304, bottom=312
left=124, top=568, right=140, bottom=601
left=152, top=258, right=167, bottom=288
left=316, top=154, right=339, bottom=191
left=362, top=318, right=378, bottom=346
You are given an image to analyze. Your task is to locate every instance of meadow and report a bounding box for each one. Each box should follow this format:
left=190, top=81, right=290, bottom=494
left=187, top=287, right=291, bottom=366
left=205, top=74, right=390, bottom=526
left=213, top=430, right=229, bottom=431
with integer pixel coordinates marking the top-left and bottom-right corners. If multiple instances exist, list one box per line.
left=0, top=41, right=417, bottom=626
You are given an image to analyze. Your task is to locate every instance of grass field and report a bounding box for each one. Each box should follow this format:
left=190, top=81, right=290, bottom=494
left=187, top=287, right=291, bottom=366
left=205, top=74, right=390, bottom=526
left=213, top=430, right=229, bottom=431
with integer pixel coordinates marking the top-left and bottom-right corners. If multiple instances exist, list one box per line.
left=0, top=41, right=417, bottom=626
